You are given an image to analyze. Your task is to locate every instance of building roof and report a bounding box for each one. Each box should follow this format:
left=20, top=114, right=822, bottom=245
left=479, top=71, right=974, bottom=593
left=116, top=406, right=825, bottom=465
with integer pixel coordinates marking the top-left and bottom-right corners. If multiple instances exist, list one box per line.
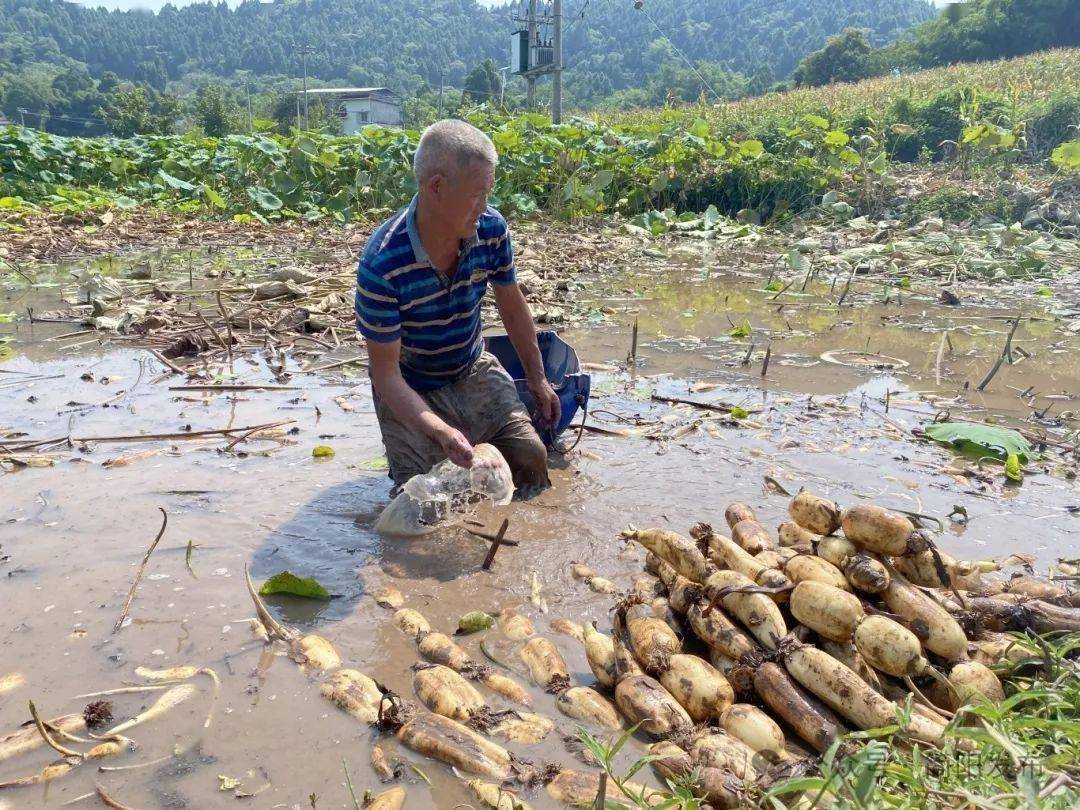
left=296, top=87, right=400, bottom=101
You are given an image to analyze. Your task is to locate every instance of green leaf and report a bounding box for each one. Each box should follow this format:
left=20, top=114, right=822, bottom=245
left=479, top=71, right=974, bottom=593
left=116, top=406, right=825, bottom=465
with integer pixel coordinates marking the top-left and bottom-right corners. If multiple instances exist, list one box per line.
left=312, top=445, right=336, bottom=458
left=0, top=312, right=15, bottom=323
left=705, top=138, right=727, bottom=158
left=738, top=139, right=764, bottom=158
left=559, top=177, right=579, bottom=203
left=202, top=184, right=226, bottom=209
left=351, top=454, right=388, bottom=471
left=157, top=169, right=196, bottom=193
left=1050, top=139, right=1080, bottom=173
left=456, top=611, right=495, bottom=634
left=787, top=247, right=811, bottom=274
left=1036, top=287, right=1053, bottom=296
left=804, top=114, right=830, bottom=130
left=897, top=277, right=911, bottom=289
left=508, top=193, right=538, bottom=215
left=962, top=124, right=989, bottom=144
left=492, top=129, right=522, bottom=151
left=765, top=280, right=783, bottom=292
left=1005, top=453, right=1022, bottom=482
left=838, top=147, right=861, bottom=164
left=824, top=130, right=850, bottom=147
left=728, top=321, right=752, bottom=339
left=702, top=205, right=720, bottom=229
left=923, top=422, right=1032, bottom=463
left=247, top=186, right=283, bottom=211
left=258, top=570, right=330, bottom=600
left=730, top=407, right=749, bottom=419
left=689, top=118, right=710, bottom=138
left=589, top=169, right=614, bottom=192
left=869, top=151, right=888, bottom=173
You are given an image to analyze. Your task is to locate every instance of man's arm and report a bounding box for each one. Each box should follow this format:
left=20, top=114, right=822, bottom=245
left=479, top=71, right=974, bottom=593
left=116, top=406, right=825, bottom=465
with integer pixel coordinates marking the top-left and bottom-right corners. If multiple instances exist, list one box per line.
left=493, top=282, right=560, bottom=428
left=367, top=338, right=475, bottom=468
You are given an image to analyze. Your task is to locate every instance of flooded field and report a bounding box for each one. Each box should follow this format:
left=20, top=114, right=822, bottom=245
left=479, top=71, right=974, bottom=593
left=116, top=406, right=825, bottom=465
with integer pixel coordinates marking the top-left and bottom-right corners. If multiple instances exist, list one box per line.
left=1, top=224, right=1078, bottom=808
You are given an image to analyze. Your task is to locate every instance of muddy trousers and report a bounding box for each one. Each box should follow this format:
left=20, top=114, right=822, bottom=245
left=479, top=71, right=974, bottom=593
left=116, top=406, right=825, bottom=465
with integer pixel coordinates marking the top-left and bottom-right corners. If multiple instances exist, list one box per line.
left=373, top=352, right=550, bottom=491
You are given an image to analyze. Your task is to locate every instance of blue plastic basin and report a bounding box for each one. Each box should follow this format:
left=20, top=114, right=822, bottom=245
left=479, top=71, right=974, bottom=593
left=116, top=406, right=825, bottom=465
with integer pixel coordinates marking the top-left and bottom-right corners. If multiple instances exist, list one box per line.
left=483, top=331, right=591, bottom=444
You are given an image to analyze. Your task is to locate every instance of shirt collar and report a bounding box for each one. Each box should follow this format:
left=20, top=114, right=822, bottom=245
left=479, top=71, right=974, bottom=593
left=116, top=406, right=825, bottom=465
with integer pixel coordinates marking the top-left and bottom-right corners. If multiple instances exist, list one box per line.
left=405, top=194, right=480, bottom=266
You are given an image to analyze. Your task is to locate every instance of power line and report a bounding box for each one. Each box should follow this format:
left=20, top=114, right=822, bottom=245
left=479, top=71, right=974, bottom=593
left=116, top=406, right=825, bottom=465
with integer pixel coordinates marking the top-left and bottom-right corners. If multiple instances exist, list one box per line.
left=50, top=114, right=106, bottom=125
left=632, top=0, right=726, bottom=102
left=565, top=0, right=590, bottom=33
left=15, top=108, right=106, bottom=127
left=560, top=0, right=612, bottom=73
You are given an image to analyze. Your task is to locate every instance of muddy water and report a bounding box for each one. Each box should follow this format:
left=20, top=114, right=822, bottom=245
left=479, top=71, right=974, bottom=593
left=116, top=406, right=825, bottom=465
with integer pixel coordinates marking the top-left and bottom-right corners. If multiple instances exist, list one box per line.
left=567, top=241, right=1080, bottom=428
left=2, top=245, right=1079, bottom=809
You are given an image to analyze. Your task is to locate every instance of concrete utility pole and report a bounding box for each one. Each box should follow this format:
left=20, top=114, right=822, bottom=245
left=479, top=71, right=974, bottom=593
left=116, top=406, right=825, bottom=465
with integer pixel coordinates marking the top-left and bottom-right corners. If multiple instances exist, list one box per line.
left=526, top=0, right=537, bottom=111
left=499, top=66, right=511, bottom=108
left=298, top=44, right=315, bottom=128
left=552, top=0, right=562, bottom=124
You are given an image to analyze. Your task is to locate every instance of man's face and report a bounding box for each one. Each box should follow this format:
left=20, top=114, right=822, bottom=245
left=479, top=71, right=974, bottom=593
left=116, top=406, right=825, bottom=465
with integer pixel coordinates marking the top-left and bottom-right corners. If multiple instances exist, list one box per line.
left=433, top=160, right=495, bottom=240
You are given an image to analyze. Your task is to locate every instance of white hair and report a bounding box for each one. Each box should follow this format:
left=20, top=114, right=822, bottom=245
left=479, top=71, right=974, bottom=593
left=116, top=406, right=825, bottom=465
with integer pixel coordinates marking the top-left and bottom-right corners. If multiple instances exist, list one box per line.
left=413, top=119, right=498, bottom=185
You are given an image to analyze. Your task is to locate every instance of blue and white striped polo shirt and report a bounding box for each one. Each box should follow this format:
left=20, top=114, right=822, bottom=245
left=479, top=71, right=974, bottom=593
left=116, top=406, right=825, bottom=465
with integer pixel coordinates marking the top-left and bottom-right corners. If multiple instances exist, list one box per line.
left=355, top=195, right=516, bottom=392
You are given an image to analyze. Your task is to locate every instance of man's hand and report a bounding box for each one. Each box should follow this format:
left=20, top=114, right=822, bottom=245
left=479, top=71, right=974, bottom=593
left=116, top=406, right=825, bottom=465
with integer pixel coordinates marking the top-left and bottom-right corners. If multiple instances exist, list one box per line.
left=528, top=376, right=561, bottom=430
left=436, top=426, right=475, bottom=469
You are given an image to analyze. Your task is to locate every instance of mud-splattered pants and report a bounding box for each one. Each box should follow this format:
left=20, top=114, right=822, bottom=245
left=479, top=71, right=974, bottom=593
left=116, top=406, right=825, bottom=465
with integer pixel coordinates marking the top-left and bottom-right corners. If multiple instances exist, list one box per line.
left=373, top=352, right=550, bottom=492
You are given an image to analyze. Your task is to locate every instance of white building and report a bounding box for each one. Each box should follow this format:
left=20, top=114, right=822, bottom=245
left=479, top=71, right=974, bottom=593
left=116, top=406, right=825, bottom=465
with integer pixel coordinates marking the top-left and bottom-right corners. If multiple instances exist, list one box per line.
left=299, top=87, right=403, bottom=133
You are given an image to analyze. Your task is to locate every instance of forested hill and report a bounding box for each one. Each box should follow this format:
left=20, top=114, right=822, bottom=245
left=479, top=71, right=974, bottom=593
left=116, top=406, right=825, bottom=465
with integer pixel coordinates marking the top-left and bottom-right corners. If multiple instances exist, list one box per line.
left=560, top=0, right=935, bottom=95
left=1, top=0, right=935, bottom=94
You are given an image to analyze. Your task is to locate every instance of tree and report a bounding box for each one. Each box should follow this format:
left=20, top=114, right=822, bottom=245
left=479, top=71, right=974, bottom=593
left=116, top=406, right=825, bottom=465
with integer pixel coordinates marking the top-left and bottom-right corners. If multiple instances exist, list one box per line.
left=193, top=82, right=239, bottom=137
left=100, top=84, right=178, bottom=137
left=48, top=67, right=106, bottom=135
left=403, top=83, right=464, bottom=128
left=746, top=65, right=775, bottom=97
left=0, top=0, right=946, bottom=111
left=155, top=92, right=182, bottom=133
left=463, top=58, right=501, bottom=106
left=51, top=66, right=94, bottom=99
left=645, top=59, right=748, bottom=105
left=877, top=0, right=1080, bottom=69
left=269, top=89, right=301, bottom=135
left=101, top=85, right=154, bottom=137
left=98, top=71, right=121, bottom=95
left=134, top=58, right=167, bottom=92
left=792, top=27, right=875, bottom=87
left=1, top=66, right=56, bottom=125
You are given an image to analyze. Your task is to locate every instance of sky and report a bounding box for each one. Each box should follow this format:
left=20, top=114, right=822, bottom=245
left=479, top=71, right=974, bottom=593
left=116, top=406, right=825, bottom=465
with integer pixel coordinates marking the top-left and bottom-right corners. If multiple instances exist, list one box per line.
left=72, top=0, right=507, bottom=9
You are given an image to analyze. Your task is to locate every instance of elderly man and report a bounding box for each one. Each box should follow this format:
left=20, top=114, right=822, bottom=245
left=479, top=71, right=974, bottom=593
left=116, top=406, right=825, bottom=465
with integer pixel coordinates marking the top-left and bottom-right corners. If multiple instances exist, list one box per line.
left=355, top=119, right=558, bottom=492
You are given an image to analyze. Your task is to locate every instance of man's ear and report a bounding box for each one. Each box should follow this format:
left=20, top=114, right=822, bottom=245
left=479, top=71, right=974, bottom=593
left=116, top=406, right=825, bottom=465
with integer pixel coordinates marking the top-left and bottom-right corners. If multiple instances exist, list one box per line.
left=428, top=173, right=445, bottom=198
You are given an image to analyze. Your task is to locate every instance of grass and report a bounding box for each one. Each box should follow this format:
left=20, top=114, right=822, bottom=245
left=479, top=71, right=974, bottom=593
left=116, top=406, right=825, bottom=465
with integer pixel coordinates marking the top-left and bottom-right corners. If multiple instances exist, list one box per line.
left=580, top=632, right=1080, bottom=809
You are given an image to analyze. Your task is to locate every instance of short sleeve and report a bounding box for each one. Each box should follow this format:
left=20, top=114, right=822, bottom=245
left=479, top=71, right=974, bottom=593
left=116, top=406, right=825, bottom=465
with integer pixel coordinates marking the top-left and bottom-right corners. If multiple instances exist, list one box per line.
left=489, top=220, right=516, bottom=287
left=355, top=258, right=401, bottom=342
